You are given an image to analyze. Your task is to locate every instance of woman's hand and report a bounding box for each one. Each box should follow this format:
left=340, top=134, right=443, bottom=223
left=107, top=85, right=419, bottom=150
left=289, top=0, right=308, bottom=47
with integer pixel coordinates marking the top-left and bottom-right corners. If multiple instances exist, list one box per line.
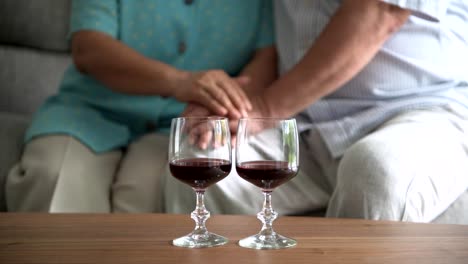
left=173, top=70, right=252, bottom=119
left=181, top=91, right=273, bottom=148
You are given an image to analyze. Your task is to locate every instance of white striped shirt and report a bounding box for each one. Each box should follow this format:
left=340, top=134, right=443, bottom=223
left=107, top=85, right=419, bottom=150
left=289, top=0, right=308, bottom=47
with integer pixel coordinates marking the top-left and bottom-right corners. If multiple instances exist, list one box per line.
left=274, top=0, right=468, bottom=158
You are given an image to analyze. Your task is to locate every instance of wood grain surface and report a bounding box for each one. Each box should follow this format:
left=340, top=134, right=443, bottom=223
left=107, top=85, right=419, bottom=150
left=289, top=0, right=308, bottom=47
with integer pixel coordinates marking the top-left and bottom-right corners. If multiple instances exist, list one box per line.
left=0, top=213, right=467, bottom=264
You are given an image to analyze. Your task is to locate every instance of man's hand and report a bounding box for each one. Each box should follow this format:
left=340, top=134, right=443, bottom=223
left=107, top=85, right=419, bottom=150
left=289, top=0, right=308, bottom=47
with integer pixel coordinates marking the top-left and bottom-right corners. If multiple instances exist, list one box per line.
left=181, top=104, right=232, bottom=150
left=228, top=94, right=273, bottom=145
left=174, top=70, right=252, bottom=119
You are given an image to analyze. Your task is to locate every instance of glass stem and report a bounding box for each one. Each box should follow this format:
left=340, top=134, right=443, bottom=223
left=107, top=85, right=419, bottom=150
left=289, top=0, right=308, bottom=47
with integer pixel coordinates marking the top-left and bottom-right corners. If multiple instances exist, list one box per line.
left=257, top=191, right=278, bottom=239
left=191, top=190, right=210, bottom=236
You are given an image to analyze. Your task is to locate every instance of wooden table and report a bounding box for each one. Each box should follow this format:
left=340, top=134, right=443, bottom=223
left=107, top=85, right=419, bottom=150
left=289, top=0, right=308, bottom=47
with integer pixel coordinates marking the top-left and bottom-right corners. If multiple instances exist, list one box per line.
left=0, top=214, right=467, bottom=264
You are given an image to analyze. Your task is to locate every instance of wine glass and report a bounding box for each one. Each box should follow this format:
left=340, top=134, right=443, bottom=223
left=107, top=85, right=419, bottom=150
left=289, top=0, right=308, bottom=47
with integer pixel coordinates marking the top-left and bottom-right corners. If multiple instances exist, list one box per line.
left=169, top=117, right=231, bottom=248
left=235, top=118, right=299, bottom=249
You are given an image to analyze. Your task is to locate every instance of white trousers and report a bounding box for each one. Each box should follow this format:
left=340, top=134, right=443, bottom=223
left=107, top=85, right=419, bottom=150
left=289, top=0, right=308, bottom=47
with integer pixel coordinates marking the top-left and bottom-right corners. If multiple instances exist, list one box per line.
left=6, top=107, right=468, bottom=222
left=6, top=134, right=168, bottom=213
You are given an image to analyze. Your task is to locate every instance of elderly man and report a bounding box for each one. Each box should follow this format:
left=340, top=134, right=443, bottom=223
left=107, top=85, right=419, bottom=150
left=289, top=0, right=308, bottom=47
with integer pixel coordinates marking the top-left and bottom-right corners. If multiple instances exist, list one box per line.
left=173, top=0, right=468, bottom=222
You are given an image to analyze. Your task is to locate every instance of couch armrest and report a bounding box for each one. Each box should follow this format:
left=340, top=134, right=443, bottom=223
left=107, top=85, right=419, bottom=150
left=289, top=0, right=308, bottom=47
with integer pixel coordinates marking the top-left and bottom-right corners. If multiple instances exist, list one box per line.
left=0, top=112, right=30, bottom=211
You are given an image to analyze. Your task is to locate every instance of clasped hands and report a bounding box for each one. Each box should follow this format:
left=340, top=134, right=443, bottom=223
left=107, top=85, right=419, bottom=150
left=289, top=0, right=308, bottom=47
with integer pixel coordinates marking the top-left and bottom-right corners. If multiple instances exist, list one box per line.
left=175, top=69, right=267, bottom=149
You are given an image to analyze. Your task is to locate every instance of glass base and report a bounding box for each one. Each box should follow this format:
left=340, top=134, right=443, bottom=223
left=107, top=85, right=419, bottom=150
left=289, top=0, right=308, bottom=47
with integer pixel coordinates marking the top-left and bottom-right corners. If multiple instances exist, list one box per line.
left=172, top=232, right=228, bottom=248
left=238, top=233, right=297, bottom=250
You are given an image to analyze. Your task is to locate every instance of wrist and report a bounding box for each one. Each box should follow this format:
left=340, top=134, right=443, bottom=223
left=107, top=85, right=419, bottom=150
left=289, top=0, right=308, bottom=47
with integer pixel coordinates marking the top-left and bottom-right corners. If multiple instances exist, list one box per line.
left=250, top=94, right=276, bottom=118
left=261, top=88, right=294, bottom=119
left=262, top=68, right=314, bottom=118
left=166, top=69, right=191, bottom=99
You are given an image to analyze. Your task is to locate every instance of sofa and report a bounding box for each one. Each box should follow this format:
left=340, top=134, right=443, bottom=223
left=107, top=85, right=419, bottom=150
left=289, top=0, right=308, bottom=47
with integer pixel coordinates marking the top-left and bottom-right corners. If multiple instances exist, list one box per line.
left=1, top=0, right=467, bottom=223
left=0, top=0, right=71, bottom=212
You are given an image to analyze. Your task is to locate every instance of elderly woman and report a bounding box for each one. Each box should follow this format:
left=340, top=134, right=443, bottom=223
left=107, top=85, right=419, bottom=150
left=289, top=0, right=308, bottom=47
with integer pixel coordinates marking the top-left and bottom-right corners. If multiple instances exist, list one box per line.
left=6, top=0, right=276, bottom=212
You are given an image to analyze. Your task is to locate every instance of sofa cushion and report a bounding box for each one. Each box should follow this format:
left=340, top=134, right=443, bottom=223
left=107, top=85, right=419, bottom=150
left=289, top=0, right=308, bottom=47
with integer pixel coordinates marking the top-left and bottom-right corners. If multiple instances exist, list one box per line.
left=0, top=0, right=71, bottom=52
left=0, top=112, right=30, bottom=211
left=0, top=45, right=71, bottom=115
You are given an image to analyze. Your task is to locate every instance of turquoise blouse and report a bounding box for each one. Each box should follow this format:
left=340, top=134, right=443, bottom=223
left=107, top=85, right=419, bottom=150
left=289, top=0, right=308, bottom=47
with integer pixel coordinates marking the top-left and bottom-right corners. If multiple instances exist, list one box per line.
left=25, top=0, right=274, bottom=153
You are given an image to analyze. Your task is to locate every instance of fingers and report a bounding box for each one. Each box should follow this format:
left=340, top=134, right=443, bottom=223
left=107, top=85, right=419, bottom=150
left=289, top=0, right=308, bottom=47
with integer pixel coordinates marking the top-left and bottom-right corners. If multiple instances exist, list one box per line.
left=217, top=78, right=252, bottom=118
left=234, top=76, right=250, bottom=86
left=187, top=122, right=223, bottom=150
left=195, top=89, right=229, bottom=116
left=181, top=115, right=238, bottom=151
left=198, top=130, right=212, bottom=150
left=181, top=104, right=211, bottom=117
left=228, top=119, right=239, bottom=148
left=205, top=81, right=241, bottom=118
left=230, top=134, right=237, bottom=149
left=187, top=121, right=208, bottom=148
left=229, top=119, right=238, bottom=134
left=193, top=70, right=252, bottom=119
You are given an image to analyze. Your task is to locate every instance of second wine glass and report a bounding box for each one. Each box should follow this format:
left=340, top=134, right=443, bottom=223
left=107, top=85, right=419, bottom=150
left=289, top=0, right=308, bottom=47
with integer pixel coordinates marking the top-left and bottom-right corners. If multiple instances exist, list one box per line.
left=169, top=117, right=231, bottom=248
left=236, top=118, right=299, bottom=249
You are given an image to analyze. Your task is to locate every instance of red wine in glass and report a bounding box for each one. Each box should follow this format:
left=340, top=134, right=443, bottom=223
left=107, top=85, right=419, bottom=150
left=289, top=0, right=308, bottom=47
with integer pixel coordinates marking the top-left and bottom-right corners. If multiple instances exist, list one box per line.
left=169, top=116, right=231, bottom=248
left=236, top=117, right=299, bottom=249
left=170, top=158, right=231, bottom=190
left=236, top=161, right=298, bottom=191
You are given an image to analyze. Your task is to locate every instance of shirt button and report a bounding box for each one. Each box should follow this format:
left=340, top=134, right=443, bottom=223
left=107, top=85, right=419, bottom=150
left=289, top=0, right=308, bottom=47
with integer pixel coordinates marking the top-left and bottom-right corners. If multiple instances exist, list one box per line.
left=178, top=41, right=187, bottom=54
left=146, top=121, right=157, bottom=132
left=184, top=0, right=194, bottom=5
